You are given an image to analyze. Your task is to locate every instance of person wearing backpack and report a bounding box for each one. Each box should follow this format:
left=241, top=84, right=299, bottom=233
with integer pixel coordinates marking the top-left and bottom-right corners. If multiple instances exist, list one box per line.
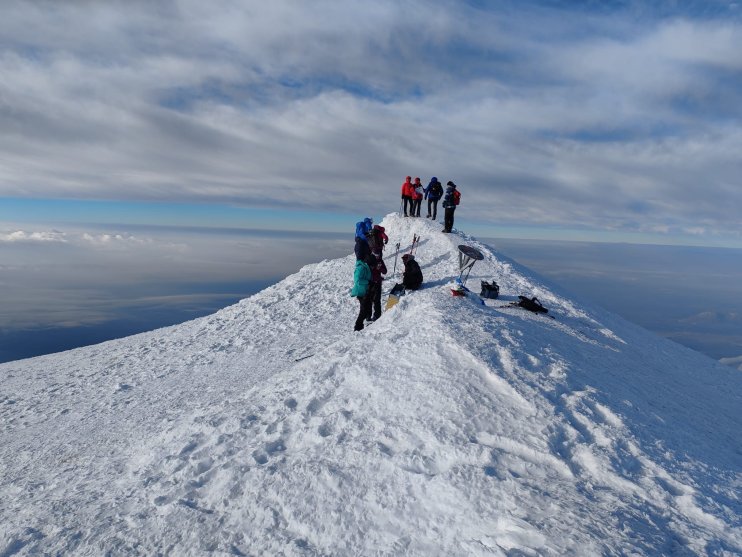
left=367, top=250, right=387, bottom=321
left=441, top=181, right=461, bottom=233
left=351, top=256, right=372, bottom=331
left=401, top=254, right=423, bottom=290
left=354, top=217, right=373, bottom=261
left=424, top=177, right=443, bottom=220
left=400, top=176, right=415, bottom=217
left=366, top=224, right=389, bottom=254
left=411, top=177, right=424, bottom=217
left=355, top=217, right=373, bottom=239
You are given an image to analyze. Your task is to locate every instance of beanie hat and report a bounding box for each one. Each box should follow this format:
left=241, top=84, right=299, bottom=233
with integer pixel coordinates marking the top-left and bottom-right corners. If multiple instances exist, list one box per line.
left=432, top=177, right=437, bottom=182
left=405, top=176, right=411, bottom=181
left=447, top=181, right=455, bottom=187
left=414, top=177, right=421, bottom=183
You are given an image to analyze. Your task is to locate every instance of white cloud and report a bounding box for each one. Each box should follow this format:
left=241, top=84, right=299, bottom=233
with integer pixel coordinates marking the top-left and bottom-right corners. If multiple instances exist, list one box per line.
left=0, top=230, right=68, bottom=243
left=719, top=355, right=742, bottom=371
left=0, top=2, right=741, bottom=239
left=80, top=233, right=151, bottom=247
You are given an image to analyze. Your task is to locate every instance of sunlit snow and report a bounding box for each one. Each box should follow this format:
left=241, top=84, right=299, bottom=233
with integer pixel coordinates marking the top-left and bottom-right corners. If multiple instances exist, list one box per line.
left=1, top=214, right=740, bottom=555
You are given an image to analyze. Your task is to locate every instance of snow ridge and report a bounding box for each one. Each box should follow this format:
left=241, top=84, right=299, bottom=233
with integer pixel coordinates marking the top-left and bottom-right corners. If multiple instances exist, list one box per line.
left=1, top=213, right=741, bottom=556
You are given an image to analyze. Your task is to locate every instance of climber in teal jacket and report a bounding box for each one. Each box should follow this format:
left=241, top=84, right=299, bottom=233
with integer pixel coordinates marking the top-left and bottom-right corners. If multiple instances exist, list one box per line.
left=351, top=258, right=372, bottom=331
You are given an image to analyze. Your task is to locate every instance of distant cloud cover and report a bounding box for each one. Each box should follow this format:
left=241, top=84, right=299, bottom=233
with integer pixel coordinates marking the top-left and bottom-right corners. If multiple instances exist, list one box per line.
left=0, top=230, right=67, bottom=243
left=1, top=0, right=741, bottom=243
left=0, top=223, right=349, bottom=330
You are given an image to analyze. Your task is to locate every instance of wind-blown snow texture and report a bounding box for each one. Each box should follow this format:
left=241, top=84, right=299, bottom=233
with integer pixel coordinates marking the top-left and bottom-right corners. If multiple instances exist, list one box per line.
left=1, top=214, right=741, bottom=556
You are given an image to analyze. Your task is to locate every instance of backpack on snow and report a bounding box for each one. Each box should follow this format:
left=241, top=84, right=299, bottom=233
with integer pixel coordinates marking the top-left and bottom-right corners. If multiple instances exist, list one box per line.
left=480, top=280, right=500, bottom=299
left=516, top=296, right=548, bottom=314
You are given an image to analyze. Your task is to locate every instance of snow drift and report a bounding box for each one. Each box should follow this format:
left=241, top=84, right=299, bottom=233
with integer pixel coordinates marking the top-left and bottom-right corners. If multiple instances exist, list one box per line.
left=1, top=213, right=741, bottom=556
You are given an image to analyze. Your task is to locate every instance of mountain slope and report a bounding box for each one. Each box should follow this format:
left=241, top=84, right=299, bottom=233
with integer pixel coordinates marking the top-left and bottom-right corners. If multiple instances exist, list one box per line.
left=1, top=214, right=741, bottom=556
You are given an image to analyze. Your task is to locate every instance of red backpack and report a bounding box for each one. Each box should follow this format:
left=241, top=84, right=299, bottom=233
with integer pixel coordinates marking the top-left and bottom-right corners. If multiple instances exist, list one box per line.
left=453, top=190, right=461, bottom=206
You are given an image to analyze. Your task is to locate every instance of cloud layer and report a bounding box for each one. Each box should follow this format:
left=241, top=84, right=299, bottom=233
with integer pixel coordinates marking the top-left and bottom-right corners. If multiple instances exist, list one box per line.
left=1, top=1, right=741, bottom=241
left=0, top=223, right=349, bottom=330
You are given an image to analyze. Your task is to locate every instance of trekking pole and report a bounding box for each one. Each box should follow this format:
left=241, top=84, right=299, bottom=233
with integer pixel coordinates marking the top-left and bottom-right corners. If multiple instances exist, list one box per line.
left=408, top=234, right=420, bottom=256
left=391, top=241, right=401, bottom=279
left=399, top=199, right=403, bottom=216
left=411, top=234, right=421, bottom=256
left=406, top=234, right=416, bottom=255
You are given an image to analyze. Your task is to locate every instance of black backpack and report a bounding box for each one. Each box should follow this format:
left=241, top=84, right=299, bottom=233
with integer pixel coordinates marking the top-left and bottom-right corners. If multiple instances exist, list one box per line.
left=517, top=296, right=548, bottom=314
left=480, top=280, right=500, bottom=299
left=366, top=229, right=382, bottom=253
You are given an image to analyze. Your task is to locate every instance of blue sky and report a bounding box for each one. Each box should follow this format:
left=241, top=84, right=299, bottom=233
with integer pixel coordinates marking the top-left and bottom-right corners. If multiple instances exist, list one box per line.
left=1, top=0, right=741, bottom=246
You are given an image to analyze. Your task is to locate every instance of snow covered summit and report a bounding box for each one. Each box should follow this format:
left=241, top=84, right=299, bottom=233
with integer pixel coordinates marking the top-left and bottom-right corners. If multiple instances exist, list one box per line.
left=1, top=214, right=741, bottom=556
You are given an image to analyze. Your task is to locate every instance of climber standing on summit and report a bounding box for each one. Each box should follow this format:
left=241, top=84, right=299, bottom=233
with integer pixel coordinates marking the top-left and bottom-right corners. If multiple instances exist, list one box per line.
left=411, top=177, right=424, bottom=217
left=442, top=181, right=461, bottom=233
left=424, top=177, right=443, bottom=221
left=401, top=176, right=415, bottom=217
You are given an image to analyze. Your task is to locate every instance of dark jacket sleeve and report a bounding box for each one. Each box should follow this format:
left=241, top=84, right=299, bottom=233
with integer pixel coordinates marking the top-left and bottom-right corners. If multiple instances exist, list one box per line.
left=355, top=237, right=370, bottom=261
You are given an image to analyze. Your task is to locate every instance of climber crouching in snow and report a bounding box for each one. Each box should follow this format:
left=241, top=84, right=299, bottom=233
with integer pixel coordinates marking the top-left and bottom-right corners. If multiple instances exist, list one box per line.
left=401, top=254, right=423, bottom=290
left=351, top=255, right=373, bottom=331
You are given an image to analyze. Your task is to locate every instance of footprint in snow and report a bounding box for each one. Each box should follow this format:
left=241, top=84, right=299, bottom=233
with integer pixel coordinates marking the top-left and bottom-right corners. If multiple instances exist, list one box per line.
left=252, top=450, right=269, bottom=465
left=483, top=465, right=499, bottom=478
left=305, top=397, right=324, bottom=415
left=377, top=442, right=394, bottom=457
left=178, top=438, right=200, bottom=458
left=265, top=439, right=286, bottom=455
left=240, top=414, right=259, bottom=429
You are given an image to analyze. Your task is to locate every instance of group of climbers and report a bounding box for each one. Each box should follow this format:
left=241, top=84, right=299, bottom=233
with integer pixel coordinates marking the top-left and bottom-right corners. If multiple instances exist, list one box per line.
left=400, top=176, right=421, bottom=217
left=400, top=176, right=460, bottom=232
left=351, top=175, right=462, bottom=330
left=352, top=218, right=389, bottom=331
left=351, top=216, right=426, bottom=331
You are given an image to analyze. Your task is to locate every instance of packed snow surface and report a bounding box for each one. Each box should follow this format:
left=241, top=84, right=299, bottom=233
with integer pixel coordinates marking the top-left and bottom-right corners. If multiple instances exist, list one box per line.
left=1, top=214, right=741, bottom=556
